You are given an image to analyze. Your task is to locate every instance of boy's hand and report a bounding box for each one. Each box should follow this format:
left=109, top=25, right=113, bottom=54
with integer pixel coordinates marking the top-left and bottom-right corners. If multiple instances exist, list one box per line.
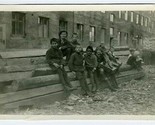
left=60, top=65, right=63, bottom=68
left=72, top=71, right=76, bottom=76
left=92, top=68, right=96, bottom=72
left=53, top=63, right=60, bottom=68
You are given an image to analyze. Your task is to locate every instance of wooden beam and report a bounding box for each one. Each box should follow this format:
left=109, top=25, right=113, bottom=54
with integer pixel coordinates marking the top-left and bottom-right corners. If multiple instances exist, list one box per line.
left=11, top=72, right=76, bottom=91
left=0, top=80, right=83, bottom=105
left=0, top=72, right=32, bottom=83
left=32, top=66, right=70, bottom=77
left=1, top=64, right=48, bottom=73
left=0, top=49, right=129, bottom=59
left=0, top=49, right=47, bottom=59
left=0, top=71, right=144, bottom=109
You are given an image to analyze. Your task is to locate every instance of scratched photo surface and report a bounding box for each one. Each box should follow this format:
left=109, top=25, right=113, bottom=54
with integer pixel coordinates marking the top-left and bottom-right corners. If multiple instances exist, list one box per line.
left=0, top=6, right=155, bottom=116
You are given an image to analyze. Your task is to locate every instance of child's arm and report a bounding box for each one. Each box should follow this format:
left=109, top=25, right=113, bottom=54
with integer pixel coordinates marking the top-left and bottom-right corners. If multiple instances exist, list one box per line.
left=46, top=50, right=60, bottom=68
left=46, top=50, right=54, bottom=66
left=92, top=55, right=98, bottom=72
left=68, top=54, right=75, bottom=71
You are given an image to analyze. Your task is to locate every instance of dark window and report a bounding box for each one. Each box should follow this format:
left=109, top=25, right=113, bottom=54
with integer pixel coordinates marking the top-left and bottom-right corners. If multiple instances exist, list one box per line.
left=77, top=24, right=84, bottom=41
left=89, top=26, right=95, bottom=42
left=59, top=20, right=68, bottom=32
left=38, top=17, right=49, bottom=38
left=12, top=12, right=25, bottom=36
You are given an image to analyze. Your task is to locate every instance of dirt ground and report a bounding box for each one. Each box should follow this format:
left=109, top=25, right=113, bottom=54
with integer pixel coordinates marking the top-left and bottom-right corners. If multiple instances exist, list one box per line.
left=6, top=65, right=155, bottom=115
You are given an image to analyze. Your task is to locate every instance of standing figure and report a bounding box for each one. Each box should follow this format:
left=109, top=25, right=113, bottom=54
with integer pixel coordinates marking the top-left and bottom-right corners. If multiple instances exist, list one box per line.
left=57, top=31, right=74, bottom=63
left=68, top=45, right=93, bottom=96
left=84, top=46, right=98, bottom=93
left=70, top=33, right=80, bottom=51
left=46, top=38, right=74, bottom=94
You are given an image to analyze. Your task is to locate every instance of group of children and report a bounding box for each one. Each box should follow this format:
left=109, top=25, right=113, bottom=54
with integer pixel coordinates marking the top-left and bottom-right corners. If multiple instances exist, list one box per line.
left=46, top=31, right=143, bottom=97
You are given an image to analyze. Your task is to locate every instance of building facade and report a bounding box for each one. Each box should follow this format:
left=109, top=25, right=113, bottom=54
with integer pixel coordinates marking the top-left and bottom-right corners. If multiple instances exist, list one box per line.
left=0, top=11, right=155, bottom=50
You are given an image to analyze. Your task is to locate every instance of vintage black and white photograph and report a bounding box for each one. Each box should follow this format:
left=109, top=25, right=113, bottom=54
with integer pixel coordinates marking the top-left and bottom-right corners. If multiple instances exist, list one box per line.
left=0, top=5, right=155, bottom=116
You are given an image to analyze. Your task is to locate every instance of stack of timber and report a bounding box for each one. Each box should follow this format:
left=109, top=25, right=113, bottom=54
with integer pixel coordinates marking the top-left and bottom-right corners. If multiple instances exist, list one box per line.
left=0, top=49, right=145, bottom=110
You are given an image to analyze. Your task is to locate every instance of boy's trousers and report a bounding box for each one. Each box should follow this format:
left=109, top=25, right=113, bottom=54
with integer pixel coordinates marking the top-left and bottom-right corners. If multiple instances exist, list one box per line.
left=49, top=65, right=72, bottom=92
left=87, top=69, right=98, bottom=92
left=76, top=71, right=90, bottom=94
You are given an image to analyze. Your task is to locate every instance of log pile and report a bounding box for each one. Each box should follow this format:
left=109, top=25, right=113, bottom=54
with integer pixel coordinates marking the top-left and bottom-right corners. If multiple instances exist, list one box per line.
left=0, top=49, right=145, bottom=109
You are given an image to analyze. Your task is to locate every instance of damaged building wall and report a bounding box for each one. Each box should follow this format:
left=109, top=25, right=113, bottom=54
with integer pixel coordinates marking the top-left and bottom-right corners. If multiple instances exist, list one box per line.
left=0, top=11, right=155, bottom=50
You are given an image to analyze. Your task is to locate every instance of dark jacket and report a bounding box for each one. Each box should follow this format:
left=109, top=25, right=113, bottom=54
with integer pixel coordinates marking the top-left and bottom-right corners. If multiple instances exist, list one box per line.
left=68, top=52, right=84, bottom=72
left=46, top=47, right=64, bottom=67
left=71, top=39, right=80, bottom=47
left=96, top=53, right=107, bottom=67
left=127, top=55, right=136, bottom=66
left=57, top=38, right=73, bottom=50
left=84, top=53, right=98, bottom=70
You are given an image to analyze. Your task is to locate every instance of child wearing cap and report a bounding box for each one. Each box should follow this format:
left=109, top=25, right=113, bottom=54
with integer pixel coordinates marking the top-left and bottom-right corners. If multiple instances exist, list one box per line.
left=84, top=46, right=98, bottom=93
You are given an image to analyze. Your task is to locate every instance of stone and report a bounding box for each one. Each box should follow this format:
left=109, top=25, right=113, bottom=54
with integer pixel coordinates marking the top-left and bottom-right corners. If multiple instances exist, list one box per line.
left=63, top=106, right=74, bottom=111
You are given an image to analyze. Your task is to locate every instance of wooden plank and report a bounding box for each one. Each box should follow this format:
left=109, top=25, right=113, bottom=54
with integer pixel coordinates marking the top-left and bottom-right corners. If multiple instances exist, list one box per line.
left=1, top=64, right=48, bottom=73
left=117, top=69, right=142, bottom=77
left=0, top=72, right=32, bottom=83
left=0, top=49, right=128, bottom=59
left=11, top=72, right=76, bottom=91
left=0, top=49, right=47, bottom=59
left=11, top=66, right=143, bottom=91
left=1, top=72, right=144, bottom=109
left=6, top=56, right=46, bottom=66
left=2, top=88, right=82, bottom=109
left=0, top=70, right=145, bottom=108
left=114, top=50, right=129, bottom=56
left=32, top=66, right=70, bottom=77
left=0, top=59, right=6, bottom=67
left=117, top=71, right=144, bottom=83
left=33, top=65, right=131, bottom=77
left=0, top=80, right=83, bottom=105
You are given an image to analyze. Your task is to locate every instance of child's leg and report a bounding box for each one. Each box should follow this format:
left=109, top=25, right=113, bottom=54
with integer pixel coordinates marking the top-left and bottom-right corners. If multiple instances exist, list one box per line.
left=110, top=74, right=118, bottom=89
left=104, top=72, right=117, bottom=91
left=93, top=71, right=99, bottom=92
left=61, top=67, right=73, bottom=88
left=89, top=70, right=94, bottom=91
left=57, top=68, right=71, bottom=92
left=76, top=71, right=90, bottom=95
left=89, top=70, right=97, bottom=93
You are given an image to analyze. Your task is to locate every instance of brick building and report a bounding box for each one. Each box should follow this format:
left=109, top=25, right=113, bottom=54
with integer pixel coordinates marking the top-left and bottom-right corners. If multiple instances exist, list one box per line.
left=0, top=11, right=155, bottom=50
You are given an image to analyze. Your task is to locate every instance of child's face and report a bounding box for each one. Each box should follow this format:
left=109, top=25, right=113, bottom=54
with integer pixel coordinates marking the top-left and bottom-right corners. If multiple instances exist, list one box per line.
left=72, top=34, right=78, bottom=41
left=86, top=48, right=93, bottom=55
left=51, top=41, right=58, bottom=48
left=60, top=32, right=67, bottom=39
left=96, top=50, right=102, bottom=56
left=130, top=50, right=135, bottom=56
left=75, top=45, right=82, bottom=53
